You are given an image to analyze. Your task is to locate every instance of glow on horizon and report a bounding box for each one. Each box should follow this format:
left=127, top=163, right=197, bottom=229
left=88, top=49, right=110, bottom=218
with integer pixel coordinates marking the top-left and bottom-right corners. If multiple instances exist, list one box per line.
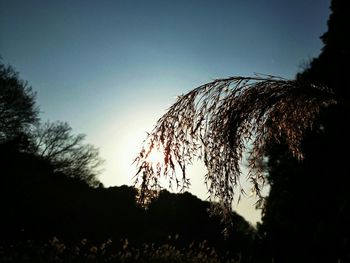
left=0, top=0, right=330, bottom=226
left=95, top=106, right=268, bottom=225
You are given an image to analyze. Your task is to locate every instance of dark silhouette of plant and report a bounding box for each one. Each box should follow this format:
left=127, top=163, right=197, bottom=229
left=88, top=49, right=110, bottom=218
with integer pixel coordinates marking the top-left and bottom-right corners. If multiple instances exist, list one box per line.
left=30, top=121, right=103, bottom=186
left=0, top=61, right=103, bottom=187
left=298, top=0, right=350, bottom=102
left=0, top=62, right=38, bottom=144
left=134, top=75, right=337, bottom=219
left=259, top=0, right=350, bottom=261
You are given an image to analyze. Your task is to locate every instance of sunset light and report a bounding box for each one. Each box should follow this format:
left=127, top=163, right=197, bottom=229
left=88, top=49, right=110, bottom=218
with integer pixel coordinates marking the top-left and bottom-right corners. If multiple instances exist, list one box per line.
left=2, top=0, right=344, bottom=261
left=147, top=147, right=165, bottom=164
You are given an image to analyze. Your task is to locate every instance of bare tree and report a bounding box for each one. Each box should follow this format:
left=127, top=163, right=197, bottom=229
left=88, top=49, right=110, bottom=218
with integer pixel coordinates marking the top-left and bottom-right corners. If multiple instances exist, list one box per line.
left=134, top=75, right=336, bottom=219
left=32, top=121, right=103, bottom=186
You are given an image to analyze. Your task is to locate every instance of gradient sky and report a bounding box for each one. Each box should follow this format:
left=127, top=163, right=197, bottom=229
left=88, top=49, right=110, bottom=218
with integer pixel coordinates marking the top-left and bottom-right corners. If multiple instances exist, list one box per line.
left=0, top=0, right=331, bottom=224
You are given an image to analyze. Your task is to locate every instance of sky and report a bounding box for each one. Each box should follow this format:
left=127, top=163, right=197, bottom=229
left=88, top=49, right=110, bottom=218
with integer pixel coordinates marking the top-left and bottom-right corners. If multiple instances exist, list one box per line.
left=0, top=0, right=331, bottom=225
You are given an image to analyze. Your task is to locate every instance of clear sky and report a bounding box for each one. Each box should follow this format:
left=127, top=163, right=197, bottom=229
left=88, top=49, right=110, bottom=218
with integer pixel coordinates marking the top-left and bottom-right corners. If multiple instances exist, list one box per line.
left=0, top=0, right=330, bottom=224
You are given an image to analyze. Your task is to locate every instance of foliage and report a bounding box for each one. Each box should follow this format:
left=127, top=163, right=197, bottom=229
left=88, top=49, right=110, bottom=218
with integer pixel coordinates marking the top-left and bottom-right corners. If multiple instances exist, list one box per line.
left=134, top=75, right=337, bottom=218
left=30, top=121, right=103, bottom=186
left=0, top=63, right=38, bottom=143
left=1, top=147, right=255, bottom=251
left=1, top=148, right=256, bottom=259
left=258, top=0, right=350, bottom=261
left=297, top=0, right=350, bottom=102
left=0, top=238, right=246, bottom=263
left=0, top=60, right=103, bottom=186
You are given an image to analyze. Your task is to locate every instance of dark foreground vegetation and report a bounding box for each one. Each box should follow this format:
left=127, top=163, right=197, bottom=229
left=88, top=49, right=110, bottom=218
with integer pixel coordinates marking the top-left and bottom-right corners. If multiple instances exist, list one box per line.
left=1, top=148, right=259, bottom=262
left=1, top=0, right=350, bottom=262
left=0, top=145, right=256, bottom=261
left=0, top=238, right=246, bottom=263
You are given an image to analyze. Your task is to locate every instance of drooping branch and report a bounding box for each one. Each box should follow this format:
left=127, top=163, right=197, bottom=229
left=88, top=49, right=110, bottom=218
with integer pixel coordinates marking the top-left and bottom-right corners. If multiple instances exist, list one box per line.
left=133, top=75, right=337, bottom=215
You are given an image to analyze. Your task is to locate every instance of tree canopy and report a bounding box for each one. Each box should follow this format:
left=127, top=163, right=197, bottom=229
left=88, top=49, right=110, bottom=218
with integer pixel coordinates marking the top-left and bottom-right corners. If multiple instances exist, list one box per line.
left=259, top=0, right=350, bottom=261
left=30, top=121, right=103, bottom=186
left=0, top=63, right=38, bottom=144
left=0, top=61, right=103, bottom=186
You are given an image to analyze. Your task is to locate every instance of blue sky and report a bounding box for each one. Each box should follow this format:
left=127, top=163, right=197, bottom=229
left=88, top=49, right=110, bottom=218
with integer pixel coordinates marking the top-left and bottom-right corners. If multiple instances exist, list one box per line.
left=0, top=0, right=330, bottom=224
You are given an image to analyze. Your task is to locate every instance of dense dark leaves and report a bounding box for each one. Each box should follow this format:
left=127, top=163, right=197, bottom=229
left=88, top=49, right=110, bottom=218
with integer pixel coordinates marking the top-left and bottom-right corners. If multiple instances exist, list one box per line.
left=297, top=0, right=350, bottom=105
left=0, top=61, right=103, bottom=186
left=259, top=0, right=350, bottom=261
left=0, top=63, right=38, bottom=143
left=134, top=76, right=336, bottom=218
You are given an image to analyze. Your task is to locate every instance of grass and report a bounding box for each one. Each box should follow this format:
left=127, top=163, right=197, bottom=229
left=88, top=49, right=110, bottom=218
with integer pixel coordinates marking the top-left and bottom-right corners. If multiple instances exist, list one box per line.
left=0, top=237, right=242, bottom=263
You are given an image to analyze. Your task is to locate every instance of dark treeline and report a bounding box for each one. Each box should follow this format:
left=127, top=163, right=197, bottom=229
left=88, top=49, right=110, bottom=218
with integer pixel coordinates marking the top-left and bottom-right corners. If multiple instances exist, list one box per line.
left=1, top=0, right=349, bottom=262
left=0, top=144, right=256, bottom=259
left=0, top=61, right=255, bottom=261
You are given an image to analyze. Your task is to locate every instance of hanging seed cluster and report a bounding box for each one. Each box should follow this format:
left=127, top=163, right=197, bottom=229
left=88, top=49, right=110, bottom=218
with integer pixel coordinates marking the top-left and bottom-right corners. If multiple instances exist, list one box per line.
left=133, top=75, right=336, bottom=217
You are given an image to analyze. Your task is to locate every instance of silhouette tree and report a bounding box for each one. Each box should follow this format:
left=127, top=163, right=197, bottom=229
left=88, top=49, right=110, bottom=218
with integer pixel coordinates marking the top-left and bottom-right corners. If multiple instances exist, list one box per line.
left=259, top=0, right=350, bottom=261
left=0, top=61, right=103, bottom=186
left=0, top=62, right=38, bottom=144
left=298, top=0, right=350, bottom=101
left=30, top=121, right=103, bottom=186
